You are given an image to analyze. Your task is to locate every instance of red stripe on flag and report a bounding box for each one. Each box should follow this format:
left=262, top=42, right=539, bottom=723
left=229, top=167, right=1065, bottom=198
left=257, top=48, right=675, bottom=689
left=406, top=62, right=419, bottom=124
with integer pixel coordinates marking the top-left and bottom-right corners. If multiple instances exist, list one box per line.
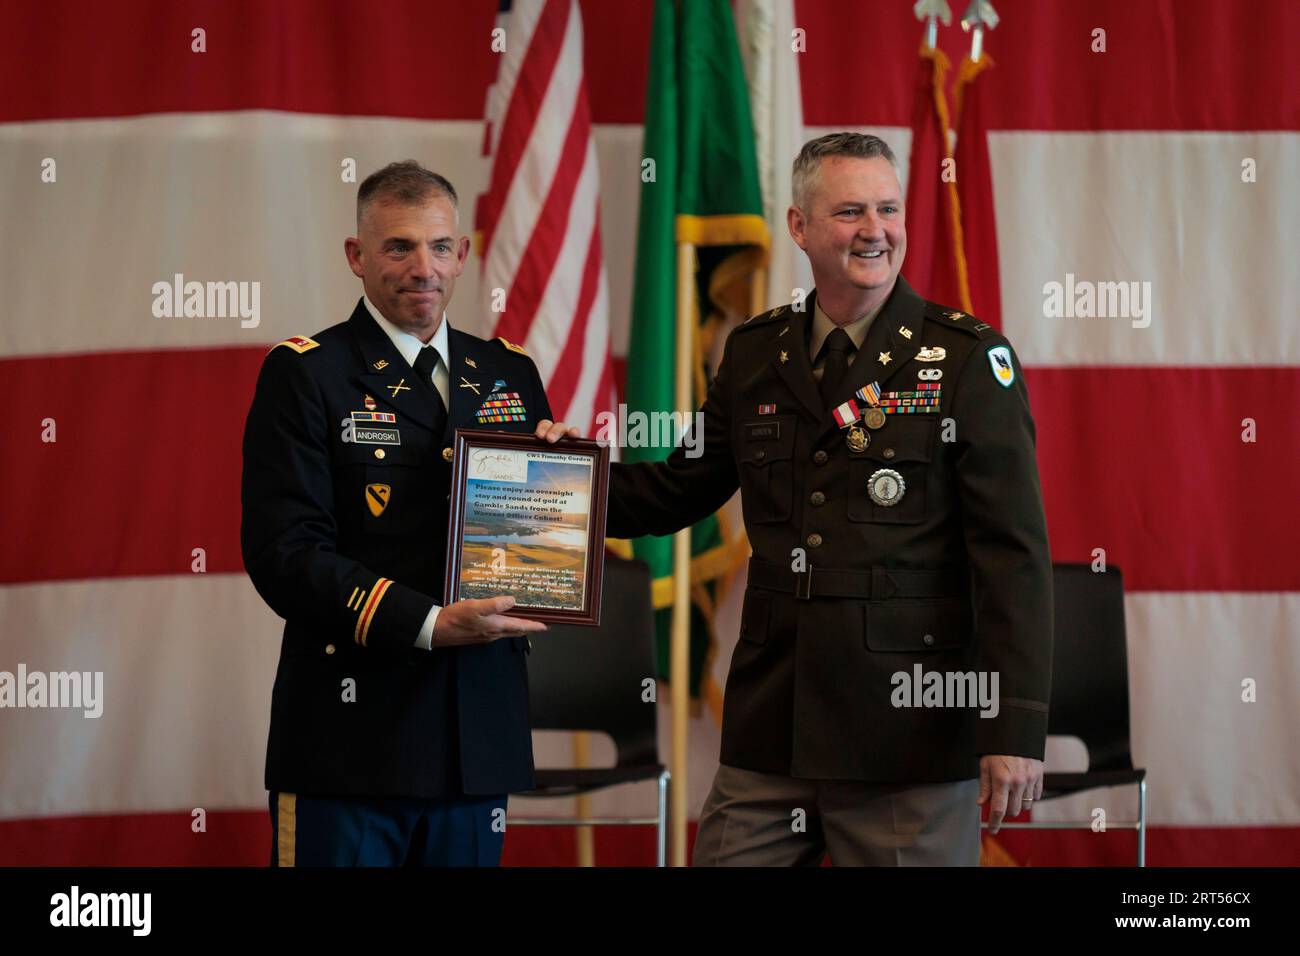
left=588, top=357, right=616, bottom=438
left=492, top=91, right=592, bottom=344
left=904, top=45, right=971, bottom=312
left=2, top=352, right=1295, bottom=592
left=540, top=215, right=603, bottom=415
left=5, top=2, right=1292, bottom=130
left=0, top=0, right=503, bottom=123
left=1, top=812, right=1296, bottom=866
left=954, top=54, right=1002, bottom=329
left=1027, top=366, right=1299, bottom=591
left=0, top=347, right=260, bottom=584
left=795, top=0, right=1299, bottom=131
left=477, top=0, right=571, bottom=263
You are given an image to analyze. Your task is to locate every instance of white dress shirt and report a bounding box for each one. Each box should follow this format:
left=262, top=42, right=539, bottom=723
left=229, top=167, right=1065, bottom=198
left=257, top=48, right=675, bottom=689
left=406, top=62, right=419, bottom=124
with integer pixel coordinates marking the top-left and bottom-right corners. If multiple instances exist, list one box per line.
left=361, top=295, right=450, bottom=650
left=362, top=294, right=450, bottom=409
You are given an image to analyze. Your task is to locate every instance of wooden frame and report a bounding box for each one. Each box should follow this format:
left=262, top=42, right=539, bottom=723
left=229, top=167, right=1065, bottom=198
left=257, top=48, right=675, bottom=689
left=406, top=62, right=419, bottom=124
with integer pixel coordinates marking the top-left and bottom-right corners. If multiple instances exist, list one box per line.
left=443, top=428, right=609, bottom=626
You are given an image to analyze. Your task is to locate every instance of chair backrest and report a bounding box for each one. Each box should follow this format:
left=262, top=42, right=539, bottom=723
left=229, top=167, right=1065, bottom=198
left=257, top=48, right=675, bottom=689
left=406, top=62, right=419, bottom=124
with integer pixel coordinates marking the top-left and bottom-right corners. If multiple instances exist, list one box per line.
left=1047, top=563, right=1137, bottom=772
left=526, top=556, right=659, bottom=768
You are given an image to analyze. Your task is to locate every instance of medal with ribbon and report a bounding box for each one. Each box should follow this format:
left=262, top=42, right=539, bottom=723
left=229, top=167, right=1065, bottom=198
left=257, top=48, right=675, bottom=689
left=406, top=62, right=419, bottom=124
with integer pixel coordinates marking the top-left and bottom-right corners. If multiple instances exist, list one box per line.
left=856, top=381, right=887, bottom=430
left=832, top=398, right=868, bottom=452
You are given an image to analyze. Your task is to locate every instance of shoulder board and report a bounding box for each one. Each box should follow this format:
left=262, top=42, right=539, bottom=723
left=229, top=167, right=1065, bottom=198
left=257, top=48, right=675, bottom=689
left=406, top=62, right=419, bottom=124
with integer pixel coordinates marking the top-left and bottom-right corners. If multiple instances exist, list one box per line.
left=740, top=303, right=797, bottom=330
left=496, top=336, right=528, bottom=356
left=272, top=335, right=320, bottom=354
left=923, top=302, right=996, bottom=339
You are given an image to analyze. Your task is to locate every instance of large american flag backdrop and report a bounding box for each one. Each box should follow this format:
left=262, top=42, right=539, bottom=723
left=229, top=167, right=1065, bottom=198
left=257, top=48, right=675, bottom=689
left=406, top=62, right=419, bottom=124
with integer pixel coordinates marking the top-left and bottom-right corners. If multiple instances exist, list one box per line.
left=0, top=0, right=1295, bottom=866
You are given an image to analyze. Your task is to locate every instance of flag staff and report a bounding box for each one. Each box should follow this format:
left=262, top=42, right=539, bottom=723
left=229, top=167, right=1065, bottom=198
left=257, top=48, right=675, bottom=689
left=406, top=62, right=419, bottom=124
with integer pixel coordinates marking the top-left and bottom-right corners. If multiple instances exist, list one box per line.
left=669, top=240, right=696, bottom=866
left=960, top=0, right=999, bottom=63
left=914, top=0, right=952, bottom=50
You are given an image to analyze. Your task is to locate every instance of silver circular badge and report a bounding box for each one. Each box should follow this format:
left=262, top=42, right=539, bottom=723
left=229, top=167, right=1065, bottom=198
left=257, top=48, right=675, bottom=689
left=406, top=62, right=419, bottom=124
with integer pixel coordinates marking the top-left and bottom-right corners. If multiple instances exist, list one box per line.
left=867, top=468, right=906, bottom=507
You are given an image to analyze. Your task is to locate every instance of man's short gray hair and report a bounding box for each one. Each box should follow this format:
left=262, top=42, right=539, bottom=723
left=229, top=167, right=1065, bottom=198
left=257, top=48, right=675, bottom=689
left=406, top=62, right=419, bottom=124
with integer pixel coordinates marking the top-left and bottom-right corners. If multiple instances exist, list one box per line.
left=791, top=132, right=899, bottom=209
left=357, top=160, right=459, bottom=229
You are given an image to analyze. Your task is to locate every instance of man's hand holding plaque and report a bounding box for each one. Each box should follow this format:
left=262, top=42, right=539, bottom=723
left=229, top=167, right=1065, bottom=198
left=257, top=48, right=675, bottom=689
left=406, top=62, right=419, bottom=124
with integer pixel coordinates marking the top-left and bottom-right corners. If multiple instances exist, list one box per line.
left=442, top=419, right=609, bottom=627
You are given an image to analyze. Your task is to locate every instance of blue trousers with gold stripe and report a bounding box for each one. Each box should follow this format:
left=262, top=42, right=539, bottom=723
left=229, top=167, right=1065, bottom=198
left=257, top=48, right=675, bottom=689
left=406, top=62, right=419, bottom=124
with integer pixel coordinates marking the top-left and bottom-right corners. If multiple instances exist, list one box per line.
left=270, top=791, right=507, bottom=867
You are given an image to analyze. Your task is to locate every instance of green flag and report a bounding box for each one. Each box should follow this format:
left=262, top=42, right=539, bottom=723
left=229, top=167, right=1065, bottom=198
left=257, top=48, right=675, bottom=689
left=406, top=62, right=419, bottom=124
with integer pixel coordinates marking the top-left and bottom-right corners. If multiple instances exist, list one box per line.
left=623, top=0, right=769, bottom=700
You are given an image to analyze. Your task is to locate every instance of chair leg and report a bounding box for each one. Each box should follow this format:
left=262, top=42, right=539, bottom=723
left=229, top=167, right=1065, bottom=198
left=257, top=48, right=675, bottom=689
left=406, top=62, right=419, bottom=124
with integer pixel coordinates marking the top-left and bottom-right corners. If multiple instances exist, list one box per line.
left=657, top=771, right=670, bottom=868
left=1137, top=778, right=1147, bottom=868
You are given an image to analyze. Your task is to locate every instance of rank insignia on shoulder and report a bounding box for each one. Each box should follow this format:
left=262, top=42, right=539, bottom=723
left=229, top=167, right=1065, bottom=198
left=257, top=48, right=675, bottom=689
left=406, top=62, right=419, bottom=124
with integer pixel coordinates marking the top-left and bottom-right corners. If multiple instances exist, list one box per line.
left=946, top=310, right=965, bottom=321
left=274, top=335, right=319, bottom=354
left=497, top=337, right=528, bottom=356
left=987, top=345, right=1015, bottom=387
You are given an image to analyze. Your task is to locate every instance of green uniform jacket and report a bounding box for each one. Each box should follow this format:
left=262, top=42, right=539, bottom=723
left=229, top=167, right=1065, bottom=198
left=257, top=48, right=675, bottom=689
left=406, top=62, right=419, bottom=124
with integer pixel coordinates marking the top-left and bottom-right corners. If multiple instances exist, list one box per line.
left=608, top=276, right=1053, bottom=783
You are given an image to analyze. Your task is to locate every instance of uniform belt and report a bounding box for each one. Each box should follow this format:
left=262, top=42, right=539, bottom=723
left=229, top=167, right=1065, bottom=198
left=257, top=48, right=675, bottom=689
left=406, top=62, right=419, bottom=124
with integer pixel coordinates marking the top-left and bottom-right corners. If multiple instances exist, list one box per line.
left=747, top=558, right=965, bottom=601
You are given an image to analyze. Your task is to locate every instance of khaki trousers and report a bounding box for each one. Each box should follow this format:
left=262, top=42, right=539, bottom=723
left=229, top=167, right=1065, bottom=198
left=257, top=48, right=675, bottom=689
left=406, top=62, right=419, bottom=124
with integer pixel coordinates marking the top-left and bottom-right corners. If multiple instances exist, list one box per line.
left=693, top=764, right=981, bottom=866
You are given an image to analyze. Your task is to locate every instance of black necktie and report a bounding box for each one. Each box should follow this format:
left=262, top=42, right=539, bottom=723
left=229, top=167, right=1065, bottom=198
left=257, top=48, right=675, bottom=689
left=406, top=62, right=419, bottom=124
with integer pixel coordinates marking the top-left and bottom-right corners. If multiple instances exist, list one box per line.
left=819, top=327, right=854, bottom=406
left=413, top=347, right=448, bottom=431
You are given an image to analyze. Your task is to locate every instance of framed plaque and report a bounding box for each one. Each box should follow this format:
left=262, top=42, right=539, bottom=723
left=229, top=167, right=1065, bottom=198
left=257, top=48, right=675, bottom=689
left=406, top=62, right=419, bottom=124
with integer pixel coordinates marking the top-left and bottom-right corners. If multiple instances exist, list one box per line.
left=443, top=429, right=610, bottom=625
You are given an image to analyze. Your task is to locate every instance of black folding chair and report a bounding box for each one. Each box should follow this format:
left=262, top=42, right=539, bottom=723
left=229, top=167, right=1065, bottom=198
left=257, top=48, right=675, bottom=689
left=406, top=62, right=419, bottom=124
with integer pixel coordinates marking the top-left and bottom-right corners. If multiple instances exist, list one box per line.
left=982, top=563, right=1148, bottom=865
left=509, top=556, right=669, bottom=866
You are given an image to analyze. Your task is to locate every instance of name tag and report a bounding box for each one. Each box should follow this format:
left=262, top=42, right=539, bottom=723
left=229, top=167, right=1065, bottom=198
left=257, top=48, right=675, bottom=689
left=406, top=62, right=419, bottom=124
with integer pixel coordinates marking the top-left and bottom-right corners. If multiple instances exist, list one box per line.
left=354, top=427, right=401, bottom=446
left=744, top=421, right=780, bottom=442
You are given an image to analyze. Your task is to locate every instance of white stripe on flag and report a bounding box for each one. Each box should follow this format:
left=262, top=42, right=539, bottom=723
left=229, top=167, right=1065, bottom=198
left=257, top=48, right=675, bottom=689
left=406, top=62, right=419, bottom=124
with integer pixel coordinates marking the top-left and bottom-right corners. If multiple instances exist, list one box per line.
left=0, top=574, right=279, bottom=818
left=480, top=4, right=585, bottom=306
left=524, top=142, right=600, bottom=380
left=482, top=1, right=546, bottom=161
left=565, top=262, right=611, bottom=432
left=1035, top=591, right=1300, bottom=827
left=992, top=131, right=1300, bottom=365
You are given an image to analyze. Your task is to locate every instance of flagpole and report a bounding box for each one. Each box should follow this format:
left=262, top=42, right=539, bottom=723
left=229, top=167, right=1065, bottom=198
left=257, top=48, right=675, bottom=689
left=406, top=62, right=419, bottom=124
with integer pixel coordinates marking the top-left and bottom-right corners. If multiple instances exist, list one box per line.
left=914, top=0, right=953, bottom=50
left=751, top=267, right=768, bottom=317
left=573, top=731, right=594, bottom=866
left=670, top=240, right=697, bottom=867
left=960, top=0, right=999, bottom=64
